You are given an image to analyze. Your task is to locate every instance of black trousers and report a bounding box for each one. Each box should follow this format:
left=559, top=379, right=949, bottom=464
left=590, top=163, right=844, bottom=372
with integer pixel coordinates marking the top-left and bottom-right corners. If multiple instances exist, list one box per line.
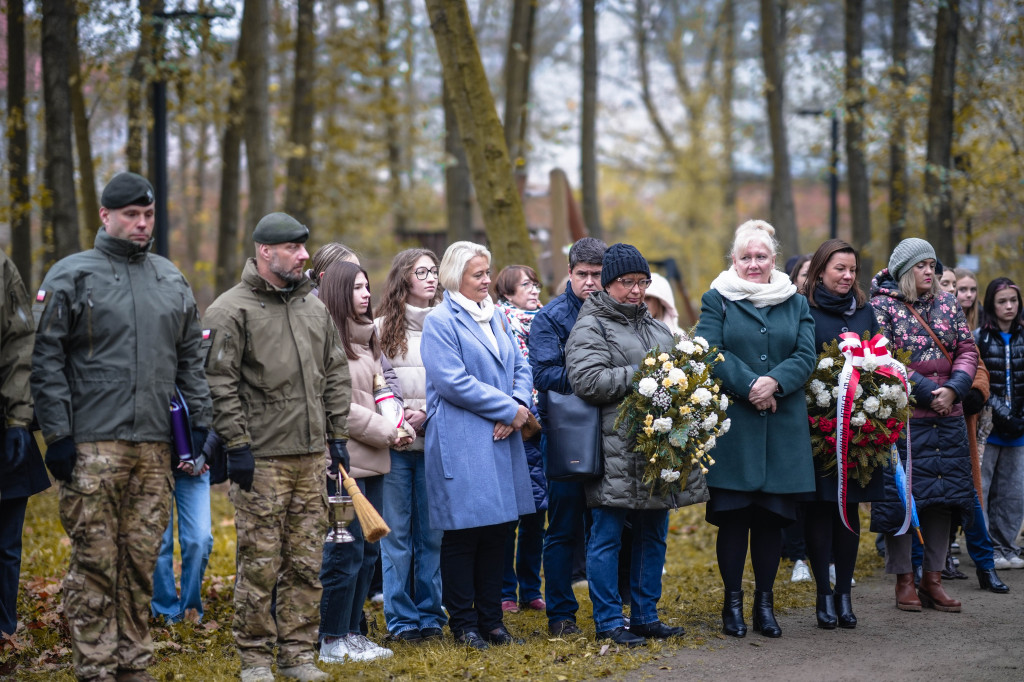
left=441, top=523, right=508, bottom=637
left=0, top=496, right=28, bottom=635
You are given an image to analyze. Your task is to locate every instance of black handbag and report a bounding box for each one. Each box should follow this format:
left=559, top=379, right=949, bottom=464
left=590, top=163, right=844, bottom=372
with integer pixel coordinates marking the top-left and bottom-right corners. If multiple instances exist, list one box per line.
left=544, top=391, right=603, bottom=481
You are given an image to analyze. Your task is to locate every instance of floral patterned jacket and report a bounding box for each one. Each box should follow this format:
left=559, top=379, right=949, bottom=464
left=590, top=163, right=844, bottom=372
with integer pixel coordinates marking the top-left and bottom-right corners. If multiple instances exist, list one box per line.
left=869, top=269, right=978, bottom=418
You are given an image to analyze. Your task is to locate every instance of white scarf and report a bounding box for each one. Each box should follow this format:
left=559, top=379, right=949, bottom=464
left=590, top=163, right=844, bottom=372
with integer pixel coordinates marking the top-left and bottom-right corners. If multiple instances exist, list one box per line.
left=710, top=267, right=796, bottom=308
left=449, top=290, right=498, bottom=352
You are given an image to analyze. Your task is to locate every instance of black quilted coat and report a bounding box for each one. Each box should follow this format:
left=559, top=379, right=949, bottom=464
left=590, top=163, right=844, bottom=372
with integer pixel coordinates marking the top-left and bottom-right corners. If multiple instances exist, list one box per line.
left=975, top=322, right=1024, bottom=439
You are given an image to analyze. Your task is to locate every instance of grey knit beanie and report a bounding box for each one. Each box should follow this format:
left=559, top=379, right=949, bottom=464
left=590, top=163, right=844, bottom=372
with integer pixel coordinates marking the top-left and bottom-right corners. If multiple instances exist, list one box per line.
left=888, top=238, right=936, bottom=280
left=601, top=243, right=650, bottom=288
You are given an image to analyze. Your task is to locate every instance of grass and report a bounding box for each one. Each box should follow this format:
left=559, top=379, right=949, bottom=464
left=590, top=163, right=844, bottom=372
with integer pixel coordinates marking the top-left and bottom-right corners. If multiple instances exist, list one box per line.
left=4, top=487, right=882, bottom=680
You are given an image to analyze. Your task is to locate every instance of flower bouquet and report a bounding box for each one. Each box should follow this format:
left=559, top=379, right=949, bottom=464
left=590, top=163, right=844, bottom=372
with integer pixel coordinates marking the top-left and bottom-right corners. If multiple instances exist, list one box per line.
left=615, top=333, right=730, bottom=496
left=805, top=331, right=913, bottom=528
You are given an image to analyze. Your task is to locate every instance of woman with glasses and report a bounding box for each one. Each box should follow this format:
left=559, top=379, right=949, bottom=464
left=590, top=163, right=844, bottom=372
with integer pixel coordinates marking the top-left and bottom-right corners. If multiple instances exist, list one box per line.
left=565, top=243, right=708, bottom=647
left=693, top=220, right=816, bottom=638
left=492, top=266, right=549, bottom=615
left=374, top=249, right=447, bottom=643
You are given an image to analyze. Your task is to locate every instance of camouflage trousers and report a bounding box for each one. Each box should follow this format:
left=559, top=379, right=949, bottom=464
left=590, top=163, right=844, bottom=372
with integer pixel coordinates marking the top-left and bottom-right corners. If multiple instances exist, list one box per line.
left=59, top=441, right=173, bottom=681
left=230, top=454, right=328, bottom=669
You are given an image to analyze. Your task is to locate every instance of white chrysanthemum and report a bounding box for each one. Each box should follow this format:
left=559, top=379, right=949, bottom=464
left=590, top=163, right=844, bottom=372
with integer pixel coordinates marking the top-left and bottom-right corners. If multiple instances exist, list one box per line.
left=653, top=417, right=673, bottom=434
left=810, top=379, right=826, bottom=395
left=850, top=411, right=867, bottom=427
left=816, top=392, right=832, bottom=407
left=863, top=396, right=881, bottom=414
left=832, top=386, right=841, bottom=398
left=667, top=367, right=686, bottom=385
left=638, top=377, right=658, bottom=397
left=701, top=413, right=719, bottom=430
left=877, top=405, right=892, bottom=419
left=854, top=383, right=864, bottom=399
left=704, top=435, right=717, bottom=451
left=693, top=388, right=713, bottom=406
left=817, top=357, right=835, bottom=370
left=862, top=357, right=881, bottom=372
left=676, top=340, right=696, bottom=355
left=719, top=418, right=731, bottom=435
left=894, top=392, right=908, bottom=408
left=660, top=468, right=681, bottom=482
left=720, top=395, right=730, bottom=410
left=693, top=336, right=709, bottom=351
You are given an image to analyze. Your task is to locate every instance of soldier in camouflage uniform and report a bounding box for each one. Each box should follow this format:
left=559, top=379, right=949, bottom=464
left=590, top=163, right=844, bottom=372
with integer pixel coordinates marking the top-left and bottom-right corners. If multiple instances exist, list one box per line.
left=202, top=213, right=351, bottom=682
left=30, top=173, right=212, bottom=682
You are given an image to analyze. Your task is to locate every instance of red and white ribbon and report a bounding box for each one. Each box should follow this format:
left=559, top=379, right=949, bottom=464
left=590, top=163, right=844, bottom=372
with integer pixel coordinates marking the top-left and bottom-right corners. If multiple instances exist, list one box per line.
left=835, top=333, right=911, bottom=533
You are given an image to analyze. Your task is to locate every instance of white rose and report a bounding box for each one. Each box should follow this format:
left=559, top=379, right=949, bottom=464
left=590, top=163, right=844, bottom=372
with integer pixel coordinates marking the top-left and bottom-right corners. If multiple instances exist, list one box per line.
left=863, top=396, right=881, bottom=414
left=660, top=468, right=681, bottom=482
left=701, top=413, right=719, bottom=430
left=667, top=367, right=686, bottom=385
left=638, top=377, right=658, bottom=397
left=810, top=379, right=826, bottom=395
left=693, top=336, right=709, bottom=351
left=653, top=417, right=673, bottom=434
left=676, top=340, right=696, bottom=355
left=719, top=418, right=731, bottom=435
left=693, top=388, right=713, bottom=406
left=817, top=357, right=834, bottom=370
left=850, top=411, right=867, bottom=427
left=720, top=395, right=730, bottom=410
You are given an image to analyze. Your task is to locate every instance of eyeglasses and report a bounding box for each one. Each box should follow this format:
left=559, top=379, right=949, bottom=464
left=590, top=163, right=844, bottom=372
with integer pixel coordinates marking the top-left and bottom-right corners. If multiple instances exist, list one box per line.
left=519, top=281, right=541, bottom=292
left=615, top=277, right=652, bottom=291
left=413, top=267, right=439, bottom=280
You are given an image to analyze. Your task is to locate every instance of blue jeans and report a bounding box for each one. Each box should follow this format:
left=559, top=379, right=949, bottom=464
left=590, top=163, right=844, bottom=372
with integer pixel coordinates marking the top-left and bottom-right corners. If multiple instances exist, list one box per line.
left=502, top=510, right=545, bottom=602
left=380, top=451, right=445, bottom=635
left=152, top=471, right=213, bottom=621
left=319, top=475, right=383, bottom=638
left=588, top=507, right=668, bottom=633
left=542, top=479, right=587, bottom=626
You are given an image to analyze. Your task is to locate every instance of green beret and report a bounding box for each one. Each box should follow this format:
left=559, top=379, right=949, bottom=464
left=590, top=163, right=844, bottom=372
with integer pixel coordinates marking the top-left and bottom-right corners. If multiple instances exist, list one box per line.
left=253, top=212, right=310, bottom=244
left=101, top=172, right=155, bottom=209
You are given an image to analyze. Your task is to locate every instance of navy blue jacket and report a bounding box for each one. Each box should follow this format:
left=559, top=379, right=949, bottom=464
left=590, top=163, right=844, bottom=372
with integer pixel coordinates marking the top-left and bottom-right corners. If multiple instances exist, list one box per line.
left=527, top=283, right=585, bottom=423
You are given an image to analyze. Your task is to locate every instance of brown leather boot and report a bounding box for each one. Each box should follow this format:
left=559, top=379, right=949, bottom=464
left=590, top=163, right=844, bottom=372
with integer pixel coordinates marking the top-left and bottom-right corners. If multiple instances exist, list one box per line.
left=895, top=573, right=922, bottom=611
left=917, top=570, right=961, bottom=612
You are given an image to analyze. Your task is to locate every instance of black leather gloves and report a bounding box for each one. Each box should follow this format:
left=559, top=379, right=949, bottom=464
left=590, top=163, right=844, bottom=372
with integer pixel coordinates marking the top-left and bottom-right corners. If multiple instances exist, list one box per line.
left=2, top=426, right=32, bottom=475
left=227, top=444, right=256, bottom=491
left=328, top=438, right=350, bottom=476
left=45, top=437, right=77, bottom=482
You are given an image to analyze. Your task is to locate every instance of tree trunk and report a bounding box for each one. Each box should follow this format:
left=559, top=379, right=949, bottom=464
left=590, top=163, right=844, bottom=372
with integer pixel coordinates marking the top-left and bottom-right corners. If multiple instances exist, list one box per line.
left=41, top=0, right=81, bottom=266
left=721, top=0, right=738, bottom=229
left=844, top=0, right=872, bottom=286
left=284, top=0, right=315, bottom=228
left=444, top=84, right=474, bottom=244
left=378, top=0, right=409, bottom=236
left=580, top=0, right=601, bottom=238
left=215, top=25, right=248, bottom=294
left=888, top=0, right=909, bottom=253
left=127, top=0, right=158, bottom=174
left=242, top=0, right=274, bottom=227
left=923, top=1, right=959, bottom=265
left=7, top=0, right=33, bottom=282
left=425, top=0, right=537, bottom=273
left=502, top=0, right=535, bottom=177
left=759, top=0, right=798, bottom=257
left=69, top=9, right=99, bottom=237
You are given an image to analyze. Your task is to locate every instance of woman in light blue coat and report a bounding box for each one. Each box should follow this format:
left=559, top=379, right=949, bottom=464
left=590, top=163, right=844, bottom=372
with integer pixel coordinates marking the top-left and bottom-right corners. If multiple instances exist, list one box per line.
left=421, top=241, right=535, bottom=650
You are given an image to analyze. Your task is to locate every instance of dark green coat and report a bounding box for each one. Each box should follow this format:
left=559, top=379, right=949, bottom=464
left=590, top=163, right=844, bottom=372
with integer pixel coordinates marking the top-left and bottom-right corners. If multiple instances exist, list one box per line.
left=565, top=292, right=709, bottom=510
left=693, top=288, right=816, bottom=494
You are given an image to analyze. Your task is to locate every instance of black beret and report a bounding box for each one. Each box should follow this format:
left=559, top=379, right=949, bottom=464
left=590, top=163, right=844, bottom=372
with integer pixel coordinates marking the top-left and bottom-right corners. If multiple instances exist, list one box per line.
left=101, top=172, right=155, bottom=209
left=252, top=212, right=310, bottom=244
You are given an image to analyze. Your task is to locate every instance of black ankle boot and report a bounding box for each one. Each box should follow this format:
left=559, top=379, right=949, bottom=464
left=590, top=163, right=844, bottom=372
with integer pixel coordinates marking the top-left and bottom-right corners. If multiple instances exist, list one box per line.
left=815, top=593, right=837, bottom=629
left=721, top=590, right=746, bottom=638
left=977, top=567, right=1009, bottom=594
left=751, top=590, right=781, bottom=638
left=836, top=593, right=857, bottom=628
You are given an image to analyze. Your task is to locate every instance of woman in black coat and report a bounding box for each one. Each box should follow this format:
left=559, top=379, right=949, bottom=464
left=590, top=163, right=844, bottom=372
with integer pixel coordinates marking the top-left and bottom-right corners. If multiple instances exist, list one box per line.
left=799, top=240, right=883, bottom=629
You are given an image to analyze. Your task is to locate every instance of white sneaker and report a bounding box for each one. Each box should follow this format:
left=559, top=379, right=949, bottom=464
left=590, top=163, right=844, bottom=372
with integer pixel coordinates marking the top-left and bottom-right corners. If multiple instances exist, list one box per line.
left=1009, top=555, right=1024, bottom=569
left=318, top=637, right=354, bottom=664
left=994, top=555, right=1012, bottom=570
left=790, top=559, right=811, bottom=582
left=828, top=564, right=855, bottom=587
left=346, top=634, right=393, bottom=661
left=370, top=591, right=385, bottom=604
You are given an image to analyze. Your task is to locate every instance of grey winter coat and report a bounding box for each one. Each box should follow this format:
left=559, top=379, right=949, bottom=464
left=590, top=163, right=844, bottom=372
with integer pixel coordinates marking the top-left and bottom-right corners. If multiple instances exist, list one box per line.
left=565, top=292, right=709, bottom=510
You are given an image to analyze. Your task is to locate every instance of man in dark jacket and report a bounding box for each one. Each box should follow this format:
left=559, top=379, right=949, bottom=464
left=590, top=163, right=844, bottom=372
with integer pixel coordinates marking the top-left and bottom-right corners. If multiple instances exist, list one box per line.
left=527, top=237, right=605, bottom=636
left=0, top=251, right=46, bottom=638
left=31, top=172, right=212, bottom=681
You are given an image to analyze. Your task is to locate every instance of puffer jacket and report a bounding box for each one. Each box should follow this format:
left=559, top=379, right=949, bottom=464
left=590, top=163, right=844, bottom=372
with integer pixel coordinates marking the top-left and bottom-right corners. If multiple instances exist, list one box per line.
left=565, top=292, right=708, bottom=511
left=376, top=304, right=431, bottom=452
left=31, top=228, right=212, bottom=444
left=868, top=269, right=977, bottom=531
left=203, top=259, right=351, bottom=456
left=975, top=321, right=1024, bottom=438
left=344, top=319, right=396, bottom=477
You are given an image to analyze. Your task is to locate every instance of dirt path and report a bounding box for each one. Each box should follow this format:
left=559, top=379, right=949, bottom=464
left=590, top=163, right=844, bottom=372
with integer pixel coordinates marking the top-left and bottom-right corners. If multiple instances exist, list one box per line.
left=631, top=563, right=1024, bottom=682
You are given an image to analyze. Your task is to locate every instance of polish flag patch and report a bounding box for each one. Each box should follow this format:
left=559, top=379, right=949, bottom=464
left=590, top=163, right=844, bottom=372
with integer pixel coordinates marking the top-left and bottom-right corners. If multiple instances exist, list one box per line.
left=36, top=290, right=46, bottom=302
left=202, top=329, right=211, bottom=340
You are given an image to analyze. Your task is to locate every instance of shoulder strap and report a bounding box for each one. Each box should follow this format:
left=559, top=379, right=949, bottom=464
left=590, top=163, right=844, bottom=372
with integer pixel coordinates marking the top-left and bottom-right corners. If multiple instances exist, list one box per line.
left=904, top=302, right=953, bottom=365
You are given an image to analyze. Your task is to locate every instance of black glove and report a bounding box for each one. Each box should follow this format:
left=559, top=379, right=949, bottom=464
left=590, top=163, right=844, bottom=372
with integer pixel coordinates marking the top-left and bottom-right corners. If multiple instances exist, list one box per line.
left=991, top=399, right=1024, bottom=440
left=2, top=426, right=32, bottom=475
left=227, top=444, right=255, bottom=492
left=328, top=438, right=350, bottom=476
left=45, top=437, right=77, bottom=482
left=962, top=387, right=985, bottom=416
left=187, top=427, right=208, bottom=474
left=205, top=432, right=228, bottom=485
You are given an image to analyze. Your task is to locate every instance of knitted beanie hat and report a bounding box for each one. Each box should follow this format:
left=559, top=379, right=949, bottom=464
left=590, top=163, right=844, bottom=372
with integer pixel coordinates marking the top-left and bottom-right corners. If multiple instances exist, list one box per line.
left=888, top=238, right=936, bottom=280
left=601, top=243, right=650, bottom=288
